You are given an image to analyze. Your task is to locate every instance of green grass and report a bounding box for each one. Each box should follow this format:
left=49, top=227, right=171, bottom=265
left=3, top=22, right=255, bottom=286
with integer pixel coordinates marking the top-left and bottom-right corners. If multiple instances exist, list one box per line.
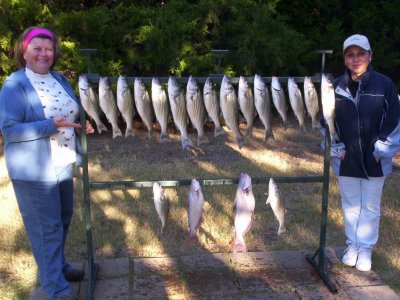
left=1, top=116, right=399, bottom=299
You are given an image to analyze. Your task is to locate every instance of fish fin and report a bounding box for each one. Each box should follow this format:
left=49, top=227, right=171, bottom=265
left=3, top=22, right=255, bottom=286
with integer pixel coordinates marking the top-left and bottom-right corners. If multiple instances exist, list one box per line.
left=236, top=133, right=245, bottom=149
left=312, top=120, right=322, bottom=130
left=214, top=126, right=226, bottom=137
left=299, top=124, right=306, bottom=132
left=245, top=127, right=253, bottom=137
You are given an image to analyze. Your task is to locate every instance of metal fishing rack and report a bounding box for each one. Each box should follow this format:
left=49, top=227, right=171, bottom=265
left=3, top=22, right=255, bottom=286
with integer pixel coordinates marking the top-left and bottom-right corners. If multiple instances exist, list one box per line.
left=79, top=74, right=337, bottom=299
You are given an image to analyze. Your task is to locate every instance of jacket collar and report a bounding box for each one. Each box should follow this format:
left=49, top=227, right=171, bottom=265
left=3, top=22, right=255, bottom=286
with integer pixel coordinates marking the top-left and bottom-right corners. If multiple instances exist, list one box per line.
left=336, top=64, right=373, bottom=98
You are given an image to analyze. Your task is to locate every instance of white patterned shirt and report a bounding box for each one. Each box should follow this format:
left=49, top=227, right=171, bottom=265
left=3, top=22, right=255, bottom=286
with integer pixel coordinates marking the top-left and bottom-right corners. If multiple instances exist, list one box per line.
left=25, top=67, right=79, bottom=167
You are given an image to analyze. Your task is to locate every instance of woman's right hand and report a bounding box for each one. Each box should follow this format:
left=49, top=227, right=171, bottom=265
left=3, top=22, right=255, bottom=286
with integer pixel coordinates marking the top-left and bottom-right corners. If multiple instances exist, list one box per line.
left=53, top=117, right=82, bottom=129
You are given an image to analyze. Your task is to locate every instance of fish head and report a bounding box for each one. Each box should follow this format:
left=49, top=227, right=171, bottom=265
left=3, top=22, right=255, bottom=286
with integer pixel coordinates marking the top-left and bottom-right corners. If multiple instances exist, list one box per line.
left=239, top=172, right=252, bottom=192
left=254, top=74, right=265, bottom=91
left=153, top=181, right=162, bottom=199
left=203, top=77, right=213, bottom=95
left=187, top=75, right=199, bottom=95
left=190, top=178, right=201, bottom=193
left=78, top=75, right=90, bottom=90
left=220, top=74, right=233, bottom=95
left=152, top=77, right=163, bottom=93
left=168, top=76, right=180, bottom=96
left=271, top=76, right=281, bottom=91
left=117, top=76, right=129, bottom=93
left=321, top=74, right=334, bottom=92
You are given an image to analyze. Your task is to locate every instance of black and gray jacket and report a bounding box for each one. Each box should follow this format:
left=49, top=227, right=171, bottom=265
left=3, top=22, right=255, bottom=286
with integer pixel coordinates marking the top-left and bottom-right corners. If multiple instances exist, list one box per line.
left=331, top=65, right=400, bottom=179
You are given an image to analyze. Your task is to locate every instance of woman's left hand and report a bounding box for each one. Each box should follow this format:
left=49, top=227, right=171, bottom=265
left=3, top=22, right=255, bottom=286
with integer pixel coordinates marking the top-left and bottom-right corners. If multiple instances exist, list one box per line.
left=76, top=121, right=95, bottom=136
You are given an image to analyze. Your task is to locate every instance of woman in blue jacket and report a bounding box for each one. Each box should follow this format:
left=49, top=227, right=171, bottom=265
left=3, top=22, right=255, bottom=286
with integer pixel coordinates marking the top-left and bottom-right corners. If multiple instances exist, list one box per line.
left=0, top=27, right=93, bottom=300
left=331, top=34, right=400, bottom=272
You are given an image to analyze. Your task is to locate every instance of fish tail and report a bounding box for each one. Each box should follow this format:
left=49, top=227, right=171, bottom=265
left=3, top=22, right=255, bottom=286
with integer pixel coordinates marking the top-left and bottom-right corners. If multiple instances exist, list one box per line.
left=95, top=121, right=108, bottom=134
left=160, top=132, right=171, bottom=143
left=181, top=136, right=195, bottom=150
left=214, top=126, right=226, bottom=137
left=148, top=127, right=153, bottom=140
left=233, top=239, right=247, bottom=253
left=299, top=124, right=306, bottom=132
left=264, top=129, right=274, bottom=141
left=188, top=232, right=199, bottom=244
left=125, top=128, right=135, bottom=138
left=245, top=126, right=253, bottom=137
left=311, top=120, right=322, bottom=130
left=278, top=225, right=287, bottom=236
left=235, top=132, right=245, bottom=149
left=197, top=135, right=209, bottom=147
left=112, top=127, right=123, bottom=139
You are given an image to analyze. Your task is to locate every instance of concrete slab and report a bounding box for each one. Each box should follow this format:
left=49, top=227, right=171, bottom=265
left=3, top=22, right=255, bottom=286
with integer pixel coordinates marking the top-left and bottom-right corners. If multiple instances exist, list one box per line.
left=293, top=283, right=351, bottom=299
left=29, top=282, right=80, bottom=300
left=180, top=252, right=229, bottom=271
left=228, top=251, right=278, bottom=270
left=282, top=267, right=324, bottom=285
left=134, top=256, right=179, bottom=274
left=182, top=270, right=238, bottom=297
left=80, top=277, right=129, bottom=300
left=331, top=267, right=385, bottom=287
left=87, top=257, right=129, bottom=279
left=346, top=285, right=400, bottom=300
left=272, top=250, right=313, bottom=269
left=133, top=273, right=185, bottom=299
left=235, top=268, right=290, bottom=294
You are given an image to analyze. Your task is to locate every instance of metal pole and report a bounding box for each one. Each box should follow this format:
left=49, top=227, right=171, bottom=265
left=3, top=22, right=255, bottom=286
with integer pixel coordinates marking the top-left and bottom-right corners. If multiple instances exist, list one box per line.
left=79, top=106, right=98, bottom=300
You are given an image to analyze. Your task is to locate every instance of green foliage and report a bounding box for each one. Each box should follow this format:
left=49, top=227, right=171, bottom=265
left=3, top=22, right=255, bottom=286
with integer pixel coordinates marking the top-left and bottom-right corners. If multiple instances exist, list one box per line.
left=0, top=0, right=399, bottom=87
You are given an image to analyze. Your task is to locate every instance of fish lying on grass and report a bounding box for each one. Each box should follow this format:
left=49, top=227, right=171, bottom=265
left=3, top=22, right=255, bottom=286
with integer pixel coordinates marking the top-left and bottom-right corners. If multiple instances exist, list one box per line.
left=186, top=178, right=204, bottom=243
left=266, top=178, right=287, bottom=235
left=321, top=73, right=339, bottom=142
left=287, top=77, right=306, bottom=131
left=117, top=75, right=135, bottom=137
left=152, top=77, right=171, bottom=143
left=153, top=181, right=170, bottom=235
left=220, top=74, right=245, bottom=149
left=303, top=76, right=321, bottom=130
left=186, top=75, right=209, bottom=146
left=167, top=76, right=195, bottom=150
left=98, top=76, right=122, bottom=139
left=134, top=77, right=154, bottom=139
left=203, top=77, right=225, bottom=137
left=271, top=76, right=290, bottom=129
left=233, top=172, right=255, bottom=253
left=238, top=76, right=255, bottom=137
left=78, top=75, right=108, bottom=134
left=254, top=74, right=274, bottom=140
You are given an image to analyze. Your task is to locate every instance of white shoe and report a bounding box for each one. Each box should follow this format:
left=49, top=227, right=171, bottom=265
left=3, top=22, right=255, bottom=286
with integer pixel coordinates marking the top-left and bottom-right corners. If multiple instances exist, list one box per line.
left=356, top=249, right=372, bottom=271
left=342, top=245, right=358, bottom=266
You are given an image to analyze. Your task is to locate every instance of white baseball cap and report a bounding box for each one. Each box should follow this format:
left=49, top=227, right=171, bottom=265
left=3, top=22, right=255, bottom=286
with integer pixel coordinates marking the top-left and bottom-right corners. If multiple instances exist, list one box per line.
left=343, top=34, right=371, bottom=53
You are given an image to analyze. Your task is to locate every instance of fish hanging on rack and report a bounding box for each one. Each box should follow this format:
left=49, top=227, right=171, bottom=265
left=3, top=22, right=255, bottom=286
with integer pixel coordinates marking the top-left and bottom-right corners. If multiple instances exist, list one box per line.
left=153, top=181, right=170, bottom=235
left=187, top=178, right=204, bottom=243
left=266, top=178, right=287, bottom=235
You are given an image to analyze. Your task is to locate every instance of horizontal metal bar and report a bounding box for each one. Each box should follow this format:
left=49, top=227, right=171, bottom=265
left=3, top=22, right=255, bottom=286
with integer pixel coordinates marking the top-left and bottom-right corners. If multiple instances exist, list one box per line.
left=88, top=175, right=324, bottom=190
left=86, top=75, right=322, bottom=85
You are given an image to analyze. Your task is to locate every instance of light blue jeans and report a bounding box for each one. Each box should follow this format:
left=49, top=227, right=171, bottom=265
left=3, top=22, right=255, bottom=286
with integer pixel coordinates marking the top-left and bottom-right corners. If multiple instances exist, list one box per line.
left=12, top=164, right=75, bottom=299
left=338, top=176, right=386, bottom=251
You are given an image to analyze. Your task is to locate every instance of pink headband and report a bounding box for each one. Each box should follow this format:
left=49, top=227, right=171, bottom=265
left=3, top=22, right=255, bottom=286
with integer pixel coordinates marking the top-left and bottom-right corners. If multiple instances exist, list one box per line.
left=23, top=28, right=55, bottom=49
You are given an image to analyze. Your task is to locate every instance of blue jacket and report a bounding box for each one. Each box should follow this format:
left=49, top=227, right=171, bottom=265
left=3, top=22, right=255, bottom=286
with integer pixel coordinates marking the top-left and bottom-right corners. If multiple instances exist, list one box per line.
left=331, top=65, right=400, bottom=179
left=0, top=68, right=82, bottom=181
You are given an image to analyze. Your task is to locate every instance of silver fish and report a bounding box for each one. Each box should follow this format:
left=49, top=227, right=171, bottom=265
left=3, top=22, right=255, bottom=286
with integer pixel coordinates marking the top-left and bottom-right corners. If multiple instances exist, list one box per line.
left=321, top=73, right=339, bottom=142
left=78, top=75, right=108, bottom=134
left=187, top=178, right=204, bottom=242
left=117, top=75, right=135, bottom=137
left=233, top=172, right=255, bottom=253
left=203, top=77, right=225, bottom=137
left=287, top=77, right=306, bottom=131
left=153, top=181, right=170, bottom=235
left=238, top=76, right=255, bottom=137
left=186, top=75, right=209, bottom=146
left=151, top=77, right=171, bottom=143
left=167, top=76, right=194, bottom=150
left=266, top=178, right=286, bottom=235
left=220, top=74, right=245, bottom=149
left=303, top=76, right=321, bottom=130
left=271, top=76, right=290, bottom=128
left=134, top=77, right=154, bottom=139
left=254, top=74, right=274, bottom=140
left=98, top=76, right=122, bottom=139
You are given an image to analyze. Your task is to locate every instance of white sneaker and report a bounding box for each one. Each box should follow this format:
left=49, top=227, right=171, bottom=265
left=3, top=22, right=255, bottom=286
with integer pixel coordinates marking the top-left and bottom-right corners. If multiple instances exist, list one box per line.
left=342, top=245, right=358, bottom=266
left=356, top=249, right=372, bottom=271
